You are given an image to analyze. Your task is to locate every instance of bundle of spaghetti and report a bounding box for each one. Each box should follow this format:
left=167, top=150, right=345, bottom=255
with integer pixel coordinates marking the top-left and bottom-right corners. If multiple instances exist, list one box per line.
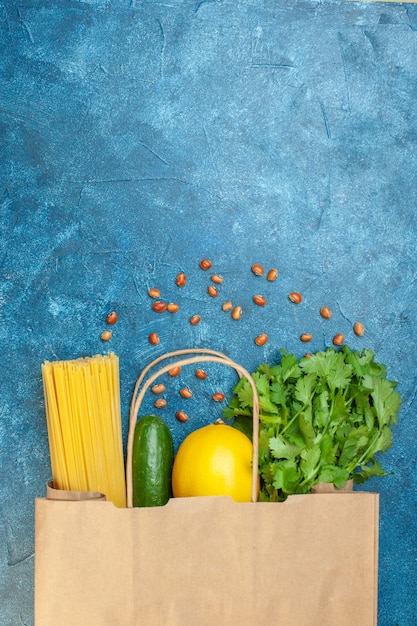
left=41, top=353, right=126, bottom=507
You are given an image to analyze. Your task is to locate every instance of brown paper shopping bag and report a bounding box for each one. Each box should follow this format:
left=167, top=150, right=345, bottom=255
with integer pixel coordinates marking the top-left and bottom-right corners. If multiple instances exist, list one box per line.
left=35, top=349, right=379, bottom=626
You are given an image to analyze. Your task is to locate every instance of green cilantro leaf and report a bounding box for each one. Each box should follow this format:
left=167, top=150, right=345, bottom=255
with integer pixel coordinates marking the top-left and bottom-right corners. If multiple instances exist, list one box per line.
left=354, top=459, right=390, bottom=484
left=300, top=446, right=321, bottom=480
left=270, top=381, right=287, bottom=407
left=317, top=465, right=350, bottom=488
left=298, top=408, right=316, bottom=448
left=252, top=372, right=271, bottom=398
left=269, top=436, right=301, bottom=460
left=294, top=373, right=317, bottom=405
left=236, top=380, right=254, bottom=409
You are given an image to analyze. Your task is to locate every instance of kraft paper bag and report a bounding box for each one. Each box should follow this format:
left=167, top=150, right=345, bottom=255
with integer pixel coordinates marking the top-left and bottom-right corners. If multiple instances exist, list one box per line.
left=35, top=350, right=379, bottom=625
left=34, top=492, right=379, bottom=626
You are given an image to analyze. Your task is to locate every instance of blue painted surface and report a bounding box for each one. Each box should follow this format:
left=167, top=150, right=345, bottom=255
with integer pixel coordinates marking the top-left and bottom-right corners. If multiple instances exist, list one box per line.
left=1, top=0, right=416, bottom=623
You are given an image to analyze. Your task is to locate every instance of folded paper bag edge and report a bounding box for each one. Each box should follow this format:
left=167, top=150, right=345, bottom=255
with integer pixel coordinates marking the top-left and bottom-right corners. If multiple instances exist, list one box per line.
left=46, top=481, right=106, bottom=501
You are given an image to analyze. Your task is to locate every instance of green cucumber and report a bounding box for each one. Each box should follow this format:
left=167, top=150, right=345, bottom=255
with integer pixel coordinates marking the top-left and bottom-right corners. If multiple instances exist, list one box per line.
left=132, top=414, right=174, bottom=507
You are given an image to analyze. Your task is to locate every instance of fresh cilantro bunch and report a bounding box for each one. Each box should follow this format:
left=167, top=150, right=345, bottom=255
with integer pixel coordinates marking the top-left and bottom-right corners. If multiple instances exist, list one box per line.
left=223, top=346, right=401, bottom=501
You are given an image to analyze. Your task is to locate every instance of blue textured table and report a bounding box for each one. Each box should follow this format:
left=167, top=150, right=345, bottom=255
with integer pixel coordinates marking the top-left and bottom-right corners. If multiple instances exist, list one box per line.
left=1, top=1, right=416, bottom=624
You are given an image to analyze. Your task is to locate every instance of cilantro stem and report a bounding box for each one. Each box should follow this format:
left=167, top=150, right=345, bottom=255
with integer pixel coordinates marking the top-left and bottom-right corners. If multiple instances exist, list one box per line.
left=280, top=405, right=304, bottom=434
left=346, top=430, right=379, bottom=475
left=299, top=464, right=321, bottom=487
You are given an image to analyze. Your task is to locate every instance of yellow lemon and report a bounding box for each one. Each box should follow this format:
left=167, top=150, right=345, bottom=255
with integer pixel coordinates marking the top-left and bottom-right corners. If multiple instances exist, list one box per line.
left=172, top=423, right=258, bottom=502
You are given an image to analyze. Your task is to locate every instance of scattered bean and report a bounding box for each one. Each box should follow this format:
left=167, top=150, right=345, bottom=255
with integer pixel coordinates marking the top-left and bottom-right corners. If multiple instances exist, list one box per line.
left=152, top=301, right=167, bottom=313
left=200, top=259, right=212, bottom=270
left=231, top=305, right=242, bottom=320
left=176, top=272, right=187, bottom=287
left=353, top=322, right=364, bottom=336
left=320, top=306, right=332, bottom=319
left=289, top=292, right=303, bottom=304
left=168, top=365, right=181, bottom=377
left=267, top=268, right=278, bottom=282
left=333, top=333, right=345, bottom=346
left=253, top=295, right=267, bottom=306
left=154, top=398, right=167, bottom=409
left=208, top=285, right=218, bottom=297
left=148, top=288, right=161, bottom=299
left=212, top=392, right=226, bottom=402
left=304, top=353, right=313, bottom=358
left=167, top=302, right=179, bottom=313
left=176, top=410, right=189, bottom=423
left=214, top=418, right=225, bottom=425
left=151, top=383, right=166, bottom=394
left=222, top=301, right=233, bottom=312
left=179, top=387, right=193, bottom=399
left=101, top=330, right=112, bottom=341
left=190, top=314, right=201, bottom=325
left=252, top=263, right=265, bottom=276
left=195, top=369, right=207, bottom=380
left=300, top=333, right=313, bottom=343
left=255, top=333, right=268, bottom=346
left=211, top=274, right=224, bottom=284
left=148, top=332, right=159, bottom=345
left=106, top=311, right=118, bottom=325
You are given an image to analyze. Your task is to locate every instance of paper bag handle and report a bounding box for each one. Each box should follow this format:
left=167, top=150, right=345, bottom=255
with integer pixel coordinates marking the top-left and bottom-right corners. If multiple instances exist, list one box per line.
left=126, top=348, right=260, bottom=507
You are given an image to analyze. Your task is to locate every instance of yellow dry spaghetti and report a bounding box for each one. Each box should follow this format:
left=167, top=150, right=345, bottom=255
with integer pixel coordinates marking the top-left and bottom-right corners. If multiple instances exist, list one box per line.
left=41, top=353, right=126, bottom=507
